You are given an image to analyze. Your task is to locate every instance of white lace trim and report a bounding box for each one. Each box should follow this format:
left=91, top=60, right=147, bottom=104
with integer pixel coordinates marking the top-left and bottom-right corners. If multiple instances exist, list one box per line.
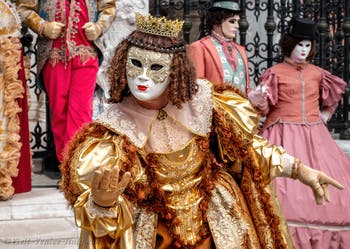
left=207, top=185, right=250, bottom=249
left=279, top=153, right=295, bottom=177
left=86, top=195, right=119, bottom=218
left=134, top=207, right=157, bottom=249
left=95, top=79, right=213, bottom=149
left=288, top=221, right=350, bottom=231
left=148, top=116, right=193, bottom=153
left=96, top=103, right=148, bottom=148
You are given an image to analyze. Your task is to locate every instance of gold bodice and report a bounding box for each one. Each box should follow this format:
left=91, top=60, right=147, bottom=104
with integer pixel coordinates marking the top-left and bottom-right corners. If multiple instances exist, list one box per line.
left=154, top=139, right=205, bottom=246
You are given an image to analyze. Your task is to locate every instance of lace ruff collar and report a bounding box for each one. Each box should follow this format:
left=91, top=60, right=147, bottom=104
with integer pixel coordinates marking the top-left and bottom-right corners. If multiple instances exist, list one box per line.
left=96, top=79, right=213, bottom=148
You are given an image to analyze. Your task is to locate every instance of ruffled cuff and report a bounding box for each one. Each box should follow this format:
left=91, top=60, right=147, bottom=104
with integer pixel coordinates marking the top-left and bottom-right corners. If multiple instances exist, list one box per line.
left=74, top=190, right=133, bottom=239
left=259, top=68, right=279, bottom=107
left=320, top=69, right=346, bottom=113
left=275, top=154, right=300, bottom=179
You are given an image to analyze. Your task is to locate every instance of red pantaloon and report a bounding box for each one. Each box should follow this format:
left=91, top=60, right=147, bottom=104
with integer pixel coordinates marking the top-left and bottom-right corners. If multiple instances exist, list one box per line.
left=42, top=56, right=98, bottom=161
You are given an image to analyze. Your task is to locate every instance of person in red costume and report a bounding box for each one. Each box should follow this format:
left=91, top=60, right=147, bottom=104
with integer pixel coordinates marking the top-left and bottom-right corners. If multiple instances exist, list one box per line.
left=17, top=0, right=116, bottom=162
left=188, top=0, right=254, bottom=94
left=249, top=17, right=350, bottom=249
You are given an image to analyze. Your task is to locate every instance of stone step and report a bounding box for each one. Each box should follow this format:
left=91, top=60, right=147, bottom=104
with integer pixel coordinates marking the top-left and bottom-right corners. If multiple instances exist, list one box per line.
left=0, top=188, right=79, bottom=249
left=335, top=139, right=350, bottom=157
left=0, top=218, right=79, bottom=249
left=0, top=188, right=73, bottom=221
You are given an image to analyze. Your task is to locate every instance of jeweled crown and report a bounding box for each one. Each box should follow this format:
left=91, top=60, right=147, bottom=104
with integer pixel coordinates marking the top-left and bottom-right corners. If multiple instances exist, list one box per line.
left=135, top=12, right=184, bottom=38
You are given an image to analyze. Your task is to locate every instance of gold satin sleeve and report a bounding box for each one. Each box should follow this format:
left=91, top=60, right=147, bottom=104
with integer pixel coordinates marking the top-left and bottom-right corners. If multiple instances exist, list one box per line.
left=68, top=131, right=134, bottom=247
left=213, top=90, right=288, bottom=183
left=213, top=90, right=260, bottom=139
left=251, top=135, right=287, bottom=180
left=17, top=0, right=43, bottom=33
left=212, top=90, right=294, bottom=248
left=96, top=0, right=116, bottom=33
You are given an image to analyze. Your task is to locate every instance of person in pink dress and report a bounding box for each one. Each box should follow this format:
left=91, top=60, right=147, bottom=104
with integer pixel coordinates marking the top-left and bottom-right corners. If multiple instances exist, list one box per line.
left=249, top=17, right=350, bottom=249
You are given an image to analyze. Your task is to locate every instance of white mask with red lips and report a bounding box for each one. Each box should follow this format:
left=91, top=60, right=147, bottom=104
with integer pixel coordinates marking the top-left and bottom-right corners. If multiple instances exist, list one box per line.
left=126, top=46, right=173, bottom=101
left=290, top=40, right=312, bottom=63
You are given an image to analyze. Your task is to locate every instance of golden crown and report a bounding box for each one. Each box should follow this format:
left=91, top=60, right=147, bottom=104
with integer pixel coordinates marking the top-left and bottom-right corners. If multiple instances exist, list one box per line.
left=135, top=12, right=184, bottom=38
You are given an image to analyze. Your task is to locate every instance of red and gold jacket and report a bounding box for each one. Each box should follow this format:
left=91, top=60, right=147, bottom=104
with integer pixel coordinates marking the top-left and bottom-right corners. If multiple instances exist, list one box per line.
left=17, top=0, right=116, bottom=73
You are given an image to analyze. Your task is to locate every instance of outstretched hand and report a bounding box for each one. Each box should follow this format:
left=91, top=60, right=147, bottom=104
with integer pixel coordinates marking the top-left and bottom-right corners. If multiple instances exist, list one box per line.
left=91, top=167, right=131, bottom=207
left=297, top=163, right=344, bottom=205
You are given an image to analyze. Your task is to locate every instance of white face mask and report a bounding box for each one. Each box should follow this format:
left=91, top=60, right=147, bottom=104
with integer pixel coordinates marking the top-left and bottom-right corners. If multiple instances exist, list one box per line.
left=290, top=40, right=312, bottom=63
left=126, top=46, right=173, bottom=101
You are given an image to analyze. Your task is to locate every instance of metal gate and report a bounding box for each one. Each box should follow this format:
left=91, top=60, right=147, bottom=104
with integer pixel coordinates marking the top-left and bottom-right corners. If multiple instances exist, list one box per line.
left=23, top=0, right=350, bottom=169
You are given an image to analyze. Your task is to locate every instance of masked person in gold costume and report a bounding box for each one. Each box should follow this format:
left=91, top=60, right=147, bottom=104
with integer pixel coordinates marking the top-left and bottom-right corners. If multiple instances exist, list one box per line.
left=60, top=13, right=344, bottom=249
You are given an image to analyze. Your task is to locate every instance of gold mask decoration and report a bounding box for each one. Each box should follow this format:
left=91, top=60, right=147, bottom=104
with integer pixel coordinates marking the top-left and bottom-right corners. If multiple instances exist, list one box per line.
left=126, top=46, right=173, bottom=84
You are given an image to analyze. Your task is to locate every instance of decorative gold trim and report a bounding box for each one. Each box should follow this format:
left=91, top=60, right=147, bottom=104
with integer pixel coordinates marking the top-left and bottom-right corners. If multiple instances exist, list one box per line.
left=0, top=37, right=24, bottom=200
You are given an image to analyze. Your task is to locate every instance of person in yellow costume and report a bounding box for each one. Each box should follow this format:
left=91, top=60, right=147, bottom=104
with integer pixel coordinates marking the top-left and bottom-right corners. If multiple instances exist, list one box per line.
left=60, top=13, right=344, bottom=249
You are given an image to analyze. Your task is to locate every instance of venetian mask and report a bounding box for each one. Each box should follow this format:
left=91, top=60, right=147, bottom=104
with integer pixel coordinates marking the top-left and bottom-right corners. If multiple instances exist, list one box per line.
left=290, top=40, right=312, bottom=63
left=126, top=46, right=173, bottom=101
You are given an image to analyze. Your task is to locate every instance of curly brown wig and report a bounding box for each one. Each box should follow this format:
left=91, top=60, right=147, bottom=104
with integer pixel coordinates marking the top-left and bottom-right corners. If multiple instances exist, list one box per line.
left=107, top=30, right=198, bottom=108
left=279, top=33, right=316, bottom=62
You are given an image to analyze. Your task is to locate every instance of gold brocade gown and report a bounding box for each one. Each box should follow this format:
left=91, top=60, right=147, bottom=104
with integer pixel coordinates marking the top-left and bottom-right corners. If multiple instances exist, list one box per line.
left=61, top=79, right=294, bottom=249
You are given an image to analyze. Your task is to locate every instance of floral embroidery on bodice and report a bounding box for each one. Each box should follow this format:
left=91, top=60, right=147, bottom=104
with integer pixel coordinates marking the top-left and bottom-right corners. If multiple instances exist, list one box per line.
left=153, top=139, right=206, bottom=246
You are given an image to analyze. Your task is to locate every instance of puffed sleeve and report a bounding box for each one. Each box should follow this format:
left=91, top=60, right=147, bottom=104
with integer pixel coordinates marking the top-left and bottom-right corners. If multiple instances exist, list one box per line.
left=96, top=0, right=116, bottom=34
left=212, top=89, right=296, bottom=184
left=320, top=69, right=346, bottom=114
left=17, top=0, right=44, bottom=34
left=60, top=123, right=134, bottom=242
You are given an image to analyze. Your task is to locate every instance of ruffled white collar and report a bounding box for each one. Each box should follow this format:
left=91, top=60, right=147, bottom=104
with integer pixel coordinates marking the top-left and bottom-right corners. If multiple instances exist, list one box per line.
left=96, top=79, right=213, bottom=148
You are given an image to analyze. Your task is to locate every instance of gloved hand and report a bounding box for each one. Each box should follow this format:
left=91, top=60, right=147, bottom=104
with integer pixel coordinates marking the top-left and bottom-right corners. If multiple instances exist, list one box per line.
left=91, top=167, right=131, bottom=207
left=320, top=110, right=332, bottom=124
left=42, top=21, right=65, bottom=40
left=297, top=163, right=344, bottom=205
left=248, top=85, right=268, bottom=108
left=82, top=22, right=102, bottom=41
